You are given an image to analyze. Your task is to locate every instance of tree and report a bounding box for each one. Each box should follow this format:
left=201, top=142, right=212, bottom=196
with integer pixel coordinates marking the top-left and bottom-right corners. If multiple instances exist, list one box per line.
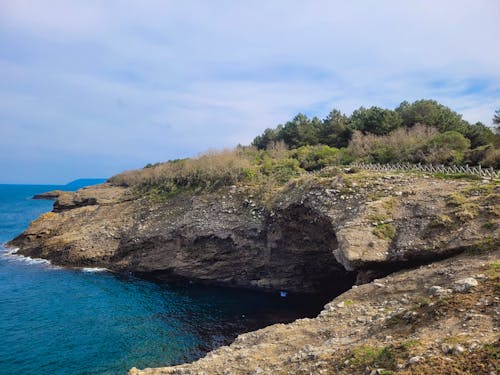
left=320, top=109, right=352, bottom=148
left=462, top=122, right=494, bottom=148
left=280, top=114, right=320, bottom=148
left=350, top=106, right=402, bottom=135
left=252, top=127, right=280, bottom=149
left=493, top=110, right=500, bottom=148
left=396, top=99, right=465, bottom=133
left=494, top=109, right=500, bottom=125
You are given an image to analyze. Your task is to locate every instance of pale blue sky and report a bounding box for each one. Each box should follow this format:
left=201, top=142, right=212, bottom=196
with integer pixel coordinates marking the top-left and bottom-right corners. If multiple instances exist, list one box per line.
left=1, top=0, right=499, bottom=183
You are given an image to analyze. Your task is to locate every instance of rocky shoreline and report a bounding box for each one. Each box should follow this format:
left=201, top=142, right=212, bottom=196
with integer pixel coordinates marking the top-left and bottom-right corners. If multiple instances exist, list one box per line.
left=8, top=169, right=499, bottom=373
left=130, top=250, right=499, bottom=374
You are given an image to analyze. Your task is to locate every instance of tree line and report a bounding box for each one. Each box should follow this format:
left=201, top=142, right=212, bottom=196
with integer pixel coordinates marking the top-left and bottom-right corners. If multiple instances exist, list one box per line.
left=252, top=100, right=499, bottom=168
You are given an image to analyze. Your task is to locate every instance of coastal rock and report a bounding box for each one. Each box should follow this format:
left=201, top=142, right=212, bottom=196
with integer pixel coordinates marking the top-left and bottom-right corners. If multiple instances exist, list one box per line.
left=32, top=190, right=64, bottom=200
left=8, top=172, right=499, bottom=295
left=53, top=183, right=130, bottom=212
left=128, top=250, right=500, bottom=374
left=453, top=277, right=479, bottom=293
left=10, top=171, right=496, bottom=374
left=428, top=285, right=452, bottom=297
left=408, top=356, right=424, bottom=365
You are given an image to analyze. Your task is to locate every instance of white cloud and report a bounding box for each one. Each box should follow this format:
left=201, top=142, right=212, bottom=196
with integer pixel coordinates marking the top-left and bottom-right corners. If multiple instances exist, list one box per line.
left=0, top=0, right=499, bottom=182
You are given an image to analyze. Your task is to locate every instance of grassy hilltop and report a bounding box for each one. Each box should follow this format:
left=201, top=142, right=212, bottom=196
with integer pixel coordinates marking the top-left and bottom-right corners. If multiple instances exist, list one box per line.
left=109, top=100, right=499, bottom=200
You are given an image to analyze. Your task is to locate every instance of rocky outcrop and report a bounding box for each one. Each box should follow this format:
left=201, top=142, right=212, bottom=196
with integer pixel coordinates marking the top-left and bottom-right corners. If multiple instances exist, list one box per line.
left=129, top=249, right=499, bottom=374
left=9, top=172, right=499, bottom=295
left=53, top=184, right=131, bottom=212
left=32, top=190, right=64, bottom=200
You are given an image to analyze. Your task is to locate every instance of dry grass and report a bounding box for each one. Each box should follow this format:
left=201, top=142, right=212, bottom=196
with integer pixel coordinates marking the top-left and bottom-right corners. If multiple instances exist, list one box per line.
left=108, top=146, right=307, bottom=198
left=109, top=149, right=253, bottom=191
left=348, top=125, right=438, bottom=163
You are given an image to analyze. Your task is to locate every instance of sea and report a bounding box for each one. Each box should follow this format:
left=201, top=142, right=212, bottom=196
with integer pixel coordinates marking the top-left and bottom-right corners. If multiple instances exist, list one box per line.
left=0, top=182, right=327, bottom=374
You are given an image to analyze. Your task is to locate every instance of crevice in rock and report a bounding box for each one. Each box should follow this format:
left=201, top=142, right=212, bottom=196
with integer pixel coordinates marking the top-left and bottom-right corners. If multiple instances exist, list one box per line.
left=353, top=245, right=480, bottom=285
left=264, top=204, right=357, bottom=298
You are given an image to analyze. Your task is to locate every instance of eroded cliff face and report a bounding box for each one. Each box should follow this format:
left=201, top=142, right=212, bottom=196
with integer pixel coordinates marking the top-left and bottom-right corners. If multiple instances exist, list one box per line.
left=8, top=170, right=499, bottom=296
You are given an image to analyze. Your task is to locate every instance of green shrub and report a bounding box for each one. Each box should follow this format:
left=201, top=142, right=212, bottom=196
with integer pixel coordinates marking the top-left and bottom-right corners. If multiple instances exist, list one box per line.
left=349, top=345, right=396, bottom=369
left=291, top=145, right=341, bottom=171
left=417, top=131, right=471, bottom=165
left=265, top=157, right=303, bottom=183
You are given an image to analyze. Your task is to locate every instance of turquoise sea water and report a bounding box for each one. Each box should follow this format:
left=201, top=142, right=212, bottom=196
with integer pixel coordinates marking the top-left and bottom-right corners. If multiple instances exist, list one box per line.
left=0, top=184, right=326, bottom=374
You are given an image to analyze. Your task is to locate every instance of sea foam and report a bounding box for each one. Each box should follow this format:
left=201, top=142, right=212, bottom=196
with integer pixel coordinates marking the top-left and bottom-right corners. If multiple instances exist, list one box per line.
left=0, top=245, right=19, bottom=255
left=80, top=267, right=109, bottom=273
left=1, top=244, right=110, bottom=272
left=0, top=244, right=57, bottom=267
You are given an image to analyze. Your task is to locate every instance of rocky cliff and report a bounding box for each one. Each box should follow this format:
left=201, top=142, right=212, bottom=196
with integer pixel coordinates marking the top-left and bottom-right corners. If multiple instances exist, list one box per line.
left=10, top=170, right=497, bottom=292
left=8, top=169, right=499, bottom=373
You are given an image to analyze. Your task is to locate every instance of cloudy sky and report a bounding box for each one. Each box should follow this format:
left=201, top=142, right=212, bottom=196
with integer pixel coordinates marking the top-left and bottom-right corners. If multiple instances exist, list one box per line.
left=1, top=0, right=499, bottom=183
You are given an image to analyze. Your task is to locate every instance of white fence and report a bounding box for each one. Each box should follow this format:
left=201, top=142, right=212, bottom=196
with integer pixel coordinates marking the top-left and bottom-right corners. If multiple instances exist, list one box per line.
left=350, top=162, right=500, bottom=179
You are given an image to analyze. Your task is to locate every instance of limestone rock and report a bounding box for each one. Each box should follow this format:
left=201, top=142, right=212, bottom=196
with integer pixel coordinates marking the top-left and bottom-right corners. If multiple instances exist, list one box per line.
left=428, top=285, right=452, bottom=297
left=453, top=277, right=479, bottom=293
left=408, top=356, right=424, bottom=365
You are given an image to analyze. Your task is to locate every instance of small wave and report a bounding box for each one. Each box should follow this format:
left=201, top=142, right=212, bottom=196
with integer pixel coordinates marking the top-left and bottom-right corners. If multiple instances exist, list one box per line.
left=0, top=246, right=59, bottom=268
left=3, top=253, right=53, bottom=266
left=1, top=246, right=108, bottom=272
left=1, top=246, right=19, bottom=255
left=80, top=267, right=108, bottom=273
left=17, top=256, right=52, bottom=266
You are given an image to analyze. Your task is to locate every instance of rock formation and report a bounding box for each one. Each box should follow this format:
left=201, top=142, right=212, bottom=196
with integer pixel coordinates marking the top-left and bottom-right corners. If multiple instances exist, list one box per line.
left=8, top=169, right=499, bottom=373
left=130, top=250, right=499, bottom=374
left=10, top=170, right=497, bottom=291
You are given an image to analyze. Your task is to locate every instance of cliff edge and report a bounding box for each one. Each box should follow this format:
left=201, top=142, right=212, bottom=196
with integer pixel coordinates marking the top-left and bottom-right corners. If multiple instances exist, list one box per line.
left=9, top=170, right=498, bottom=292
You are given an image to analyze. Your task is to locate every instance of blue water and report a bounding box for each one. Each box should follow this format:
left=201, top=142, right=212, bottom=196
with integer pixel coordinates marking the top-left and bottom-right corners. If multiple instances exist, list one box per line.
left=0, top=184, right=323, bottom=374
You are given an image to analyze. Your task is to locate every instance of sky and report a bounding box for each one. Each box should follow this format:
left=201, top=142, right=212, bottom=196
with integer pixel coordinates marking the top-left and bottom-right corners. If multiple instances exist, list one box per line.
left=1, top=0, right=499, bottom=184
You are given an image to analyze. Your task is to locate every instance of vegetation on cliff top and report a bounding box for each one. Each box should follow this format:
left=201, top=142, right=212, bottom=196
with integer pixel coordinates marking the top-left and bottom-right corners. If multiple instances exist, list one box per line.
left=108, top=144, right=305, bottom=197
left=108, top=100, right=499, bottom=196
left=252, top=100, right=499, bottom=167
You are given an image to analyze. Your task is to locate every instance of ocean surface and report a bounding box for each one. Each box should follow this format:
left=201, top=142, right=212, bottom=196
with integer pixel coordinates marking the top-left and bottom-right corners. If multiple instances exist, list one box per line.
left=0, top=183, right=327, bottom=375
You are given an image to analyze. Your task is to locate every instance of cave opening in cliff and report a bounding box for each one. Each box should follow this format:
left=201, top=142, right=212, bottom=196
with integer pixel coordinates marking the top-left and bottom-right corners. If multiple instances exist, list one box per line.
left=266, top=204, right=357, bottom=303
